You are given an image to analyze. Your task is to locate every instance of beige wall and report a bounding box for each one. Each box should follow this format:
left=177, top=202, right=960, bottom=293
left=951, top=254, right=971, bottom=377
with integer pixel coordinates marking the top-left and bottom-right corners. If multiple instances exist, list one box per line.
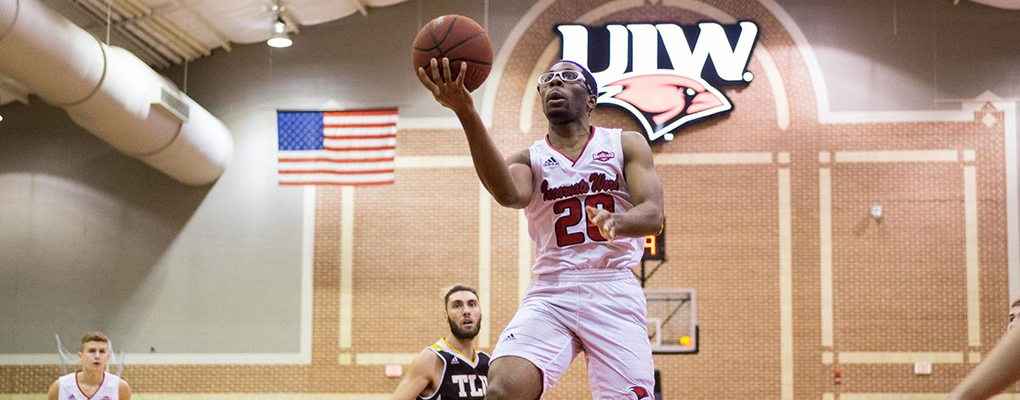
left=2, top=0, right=1019, bottom=399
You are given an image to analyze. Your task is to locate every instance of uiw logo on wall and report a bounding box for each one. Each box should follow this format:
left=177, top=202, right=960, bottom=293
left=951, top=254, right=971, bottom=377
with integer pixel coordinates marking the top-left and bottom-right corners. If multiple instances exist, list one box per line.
left=557, top=21, right=759, bottom=142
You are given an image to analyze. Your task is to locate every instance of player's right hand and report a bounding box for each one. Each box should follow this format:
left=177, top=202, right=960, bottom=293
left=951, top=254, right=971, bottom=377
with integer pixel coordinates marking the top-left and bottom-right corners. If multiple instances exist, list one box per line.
left=586, top=206, right=616, bottom=245
left=417, top=57, right=474, bottom=114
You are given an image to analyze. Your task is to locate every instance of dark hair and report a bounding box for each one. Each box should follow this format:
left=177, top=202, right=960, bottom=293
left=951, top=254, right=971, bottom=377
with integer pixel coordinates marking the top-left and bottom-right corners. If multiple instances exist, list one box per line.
left=79, top=331, right=109, bottom=351
left=444, top=284, right=478, bottom=308
left=555, top=59, right=598, bottom=95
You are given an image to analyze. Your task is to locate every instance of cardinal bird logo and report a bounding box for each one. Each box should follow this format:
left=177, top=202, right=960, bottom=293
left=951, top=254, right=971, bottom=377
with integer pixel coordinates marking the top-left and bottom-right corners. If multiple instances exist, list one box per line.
left=630, top=386, right=651, bottom=399
left=598, top=70, right=733, bottom=142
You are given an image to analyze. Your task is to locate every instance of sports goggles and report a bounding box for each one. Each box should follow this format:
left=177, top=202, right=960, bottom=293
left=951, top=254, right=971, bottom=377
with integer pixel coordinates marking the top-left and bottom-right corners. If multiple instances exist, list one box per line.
left=537, top=70, right=586, bottom=86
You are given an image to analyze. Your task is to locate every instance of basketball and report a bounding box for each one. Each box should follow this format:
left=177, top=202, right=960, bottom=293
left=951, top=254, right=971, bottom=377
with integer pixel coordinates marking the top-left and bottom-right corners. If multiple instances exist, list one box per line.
left=412, top=14, right=493, bottom=92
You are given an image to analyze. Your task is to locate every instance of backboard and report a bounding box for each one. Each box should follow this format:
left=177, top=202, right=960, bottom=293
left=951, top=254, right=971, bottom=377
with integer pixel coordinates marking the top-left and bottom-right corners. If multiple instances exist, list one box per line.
left=645, top=288, right=697, bottom=354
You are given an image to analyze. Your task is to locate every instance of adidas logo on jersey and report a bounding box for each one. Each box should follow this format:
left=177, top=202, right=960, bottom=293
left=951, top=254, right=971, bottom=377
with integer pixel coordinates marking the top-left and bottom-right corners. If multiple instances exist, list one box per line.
left=543, top=157, right=559, bottom=167
left=451, top=357, right=459, bottom=365
left=502, top=333, right=516, bottom=342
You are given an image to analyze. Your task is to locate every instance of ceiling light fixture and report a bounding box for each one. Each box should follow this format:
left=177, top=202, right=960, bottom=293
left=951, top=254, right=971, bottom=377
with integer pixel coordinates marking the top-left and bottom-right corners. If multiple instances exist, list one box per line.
left=267, top=5, right=292, bottom=48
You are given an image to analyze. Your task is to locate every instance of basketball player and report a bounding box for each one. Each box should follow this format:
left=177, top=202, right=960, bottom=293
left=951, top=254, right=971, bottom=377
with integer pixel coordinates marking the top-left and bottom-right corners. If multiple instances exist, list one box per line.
left=391, top=285, right=490, bottom=400
left=47, top=332, right=131, bottom=400
left=417, top=58, right=663, bottom=399
left=945, top=297, right=1020, bottom=400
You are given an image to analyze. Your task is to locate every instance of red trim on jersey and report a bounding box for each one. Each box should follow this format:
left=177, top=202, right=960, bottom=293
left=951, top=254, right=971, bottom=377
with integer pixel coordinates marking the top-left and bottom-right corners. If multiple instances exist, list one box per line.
left=75, top=371, right=105, bottom=400
left=545, top=126, right=596, bottom=167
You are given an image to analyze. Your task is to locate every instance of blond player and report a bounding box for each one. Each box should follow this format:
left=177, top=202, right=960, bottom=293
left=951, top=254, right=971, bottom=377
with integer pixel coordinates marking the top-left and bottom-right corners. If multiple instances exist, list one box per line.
left=47, top=332, right=131, bottom=400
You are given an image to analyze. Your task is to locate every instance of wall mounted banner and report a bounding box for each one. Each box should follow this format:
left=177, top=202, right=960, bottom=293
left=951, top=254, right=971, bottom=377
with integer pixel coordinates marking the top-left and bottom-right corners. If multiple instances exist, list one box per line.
left=557, top=21, right=759, bottom=142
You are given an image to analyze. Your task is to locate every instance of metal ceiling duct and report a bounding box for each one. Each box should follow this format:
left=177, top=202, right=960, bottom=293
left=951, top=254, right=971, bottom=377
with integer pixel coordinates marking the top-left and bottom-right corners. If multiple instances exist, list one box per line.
left=0, top=0, right=233, bottom=185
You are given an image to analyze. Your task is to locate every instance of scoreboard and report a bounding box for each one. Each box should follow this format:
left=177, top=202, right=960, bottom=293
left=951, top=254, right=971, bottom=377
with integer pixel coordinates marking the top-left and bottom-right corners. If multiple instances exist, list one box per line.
left=643, top=220, right=665, bottom=261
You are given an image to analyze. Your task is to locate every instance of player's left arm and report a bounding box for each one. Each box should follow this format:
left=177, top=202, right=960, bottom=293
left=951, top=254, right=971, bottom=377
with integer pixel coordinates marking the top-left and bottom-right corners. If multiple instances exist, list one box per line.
left=46, top=380, right=59, bottom=400
left=119, top=379, right=131, bottom=400
left=390, top=349, right=440, bottom=400
left=587, top=130, right=664, bottom=241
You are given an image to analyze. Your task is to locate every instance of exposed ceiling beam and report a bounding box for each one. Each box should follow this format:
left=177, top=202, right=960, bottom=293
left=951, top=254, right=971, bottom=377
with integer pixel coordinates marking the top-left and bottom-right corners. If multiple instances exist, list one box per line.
left=64, top=0, right=224, bottom=67
left=64, top=0, right=174, bottom=68
left=136, top=17, right=198, bottom=60
left=168, top=0, right=231, bottom=52
left=109, top=4, right=177, bottom=28
left=122, top=22, right=184, bottom=64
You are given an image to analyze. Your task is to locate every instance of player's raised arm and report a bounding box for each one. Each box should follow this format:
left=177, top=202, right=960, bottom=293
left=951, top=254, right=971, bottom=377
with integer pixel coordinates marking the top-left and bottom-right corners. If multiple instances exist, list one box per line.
left=587, top=130, right=664, bottom=241
left=946, top=326, right=1020, bottom=400
left=501, top=149, right=534, bottom=209
left=417, top=58, right=532, bottom=208
left=390, top=348, right=442, bottom=400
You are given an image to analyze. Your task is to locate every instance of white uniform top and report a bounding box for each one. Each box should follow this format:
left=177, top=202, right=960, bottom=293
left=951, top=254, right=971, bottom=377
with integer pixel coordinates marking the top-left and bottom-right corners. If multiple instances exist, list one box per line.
left=57, top=371, right=120, bottom=400
left=525, top=126, right=643, bottom=275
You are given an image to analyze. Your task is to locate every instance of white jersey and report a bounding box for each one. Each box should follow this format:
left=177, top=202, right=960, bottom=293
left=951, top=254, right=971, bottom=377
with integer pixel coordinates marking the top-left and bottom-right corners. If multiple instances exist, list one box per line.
left=525, top=126, right=643, bottom=275
left=57, top=372, right=120, bottom=400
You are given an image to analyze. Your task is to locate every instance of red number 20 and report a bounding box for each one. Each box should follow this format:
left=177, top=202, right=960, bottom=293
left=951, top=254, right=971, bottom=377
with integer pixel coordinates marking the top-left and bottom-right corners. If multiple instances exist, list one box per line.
left=553, top=194, right=616, bottom=247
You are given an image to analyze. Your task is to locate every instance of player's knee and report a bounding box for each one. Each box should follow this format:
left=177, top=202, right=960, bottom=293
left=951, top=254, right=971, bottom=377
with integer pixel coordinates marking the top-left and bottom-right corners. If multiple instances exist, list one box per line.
left=486, top=378, right=540, bottom=400
left=485, top=379, right=525, bottom=400
left=484, top=381, right=511, bottom=400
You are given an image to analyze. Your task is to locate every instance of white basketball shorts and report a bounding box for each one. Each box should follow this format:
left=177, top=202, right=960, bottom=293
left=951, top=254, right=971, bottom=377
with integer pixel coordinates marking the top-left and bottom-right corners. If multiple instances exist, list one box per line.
left=491, top=269, right=655, bottom=400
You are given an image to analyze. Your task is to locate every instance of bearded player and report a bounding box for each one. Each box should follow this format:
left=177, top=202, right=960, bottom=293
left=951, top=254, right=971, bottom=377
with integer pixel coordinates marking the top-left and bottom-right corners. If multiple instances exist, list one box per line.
left=391, top=285, right=490, bottom=400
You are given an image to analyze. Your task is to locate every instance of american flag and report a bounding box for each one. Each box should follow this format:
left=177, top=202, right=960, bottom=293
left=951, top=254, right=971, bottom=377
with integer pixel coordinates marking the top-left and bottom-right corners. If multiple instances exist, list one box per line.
left=277, top=108, right=397, bottom=186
